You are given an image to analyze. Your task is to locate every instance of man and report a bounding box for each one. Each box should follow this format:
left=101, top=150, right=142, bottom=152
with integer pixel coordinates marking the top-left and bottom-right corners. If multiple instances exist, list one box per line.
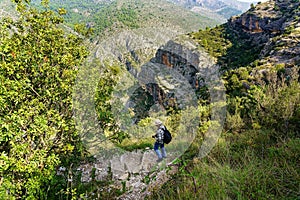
left=152, top=119, right=167, bottom=162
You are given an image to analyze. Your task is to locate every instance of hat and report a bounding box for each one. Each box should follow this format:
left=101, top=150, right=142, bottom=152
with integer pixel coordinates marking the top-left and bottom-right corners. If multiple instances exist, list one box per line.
left=154, top=119, right=162, bottom=126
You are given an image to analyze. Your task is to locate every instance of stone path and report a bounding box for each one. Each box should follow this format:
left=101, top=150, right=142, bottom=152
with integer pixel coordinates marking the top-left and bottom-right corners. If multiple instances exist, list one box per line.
left=75, top=148, right=178, bottom=199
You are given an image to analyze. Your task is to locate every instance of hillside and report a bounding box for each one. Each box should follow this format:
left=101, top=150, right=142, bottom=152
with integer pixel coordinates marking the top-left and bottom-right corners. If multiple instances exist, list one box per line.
left=1, top=0, right=222, bottom=38
left=145, top=0, right=299, bottom=199
left=28, top=0, right=221, bottom=38
left=168, top=0, right=252, bottom=22
left=0, top=0, right=299, bottom=199
left=191, top=0, right=300, bottom=70
left=74, top=0, right=299, bottom=199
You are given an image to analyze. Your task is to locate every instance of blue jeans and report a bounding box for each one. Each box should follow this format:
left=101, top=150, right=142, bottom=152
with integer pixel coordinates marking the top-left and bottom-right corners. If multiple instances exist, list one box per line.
left=154, top=142, right=167, bottom=159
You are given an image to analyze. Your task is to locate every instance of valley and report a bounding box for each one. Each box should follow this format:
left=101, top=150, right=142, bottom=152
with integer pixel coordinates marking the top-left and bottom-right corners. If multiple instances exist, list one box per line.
left=0, top=0, right=299, bottom=199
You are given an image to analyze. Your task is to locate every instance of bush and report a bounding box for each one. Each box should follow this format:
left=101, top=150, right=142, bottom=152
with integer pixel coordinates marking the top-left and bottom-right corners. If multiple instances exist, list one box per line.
left=0, top=1, right=88, bottom=198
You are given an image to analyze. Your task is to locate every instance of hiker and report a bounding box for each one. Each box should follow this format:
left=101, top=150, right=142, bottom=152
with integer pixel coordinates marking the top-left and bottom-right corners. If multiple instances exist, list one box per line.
left=152, top=119, right=167, bottom=162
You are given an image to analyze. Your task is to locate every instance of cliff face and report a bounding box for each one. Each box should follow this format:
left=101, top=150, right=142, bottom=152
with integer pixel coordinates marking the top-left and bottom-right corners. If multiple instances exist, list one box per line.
left=229, top=1, right=281, bottom=34
left=227, top=0, right=300, bottom=66
left=228, top=0, right=300, bottom=33
left=153, top=44, right=201, bottom=90
left=95, top=0, right=299, bottom=124
left=143, top=0, right=300, bottom=115
left=126, top=40, right=210, bottom=123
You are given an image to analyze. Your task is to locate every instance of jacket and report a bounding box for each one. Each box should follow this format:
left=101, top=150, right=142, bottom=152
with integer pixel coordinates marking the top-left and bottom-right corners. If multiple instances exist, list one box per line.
left=154, top=125, right=165, bottom=144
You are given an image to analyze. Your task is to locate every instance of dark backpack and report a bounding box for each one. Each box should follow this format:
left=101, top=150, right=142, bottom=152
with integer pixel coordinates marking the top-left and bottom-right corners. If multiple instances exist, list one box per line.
left=162, top=126, right=172, bottom=144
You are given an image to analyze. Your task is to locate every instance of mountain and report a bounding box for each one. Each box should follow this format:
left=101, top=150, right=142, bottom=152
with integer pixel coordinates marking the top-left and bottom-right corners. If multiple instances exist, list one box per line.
left=1, top=0, right=299, bottom=199
left=27, top=0, right=221, bottom=38
left=228, top=0, right=300, bottom=66
left=140, top=1, right=299, bottom=199
left=2, top=0, right=252, bottom=39
left=167, top=0, right=252, bottom=22
left=94, top=0, right=300, bottom=198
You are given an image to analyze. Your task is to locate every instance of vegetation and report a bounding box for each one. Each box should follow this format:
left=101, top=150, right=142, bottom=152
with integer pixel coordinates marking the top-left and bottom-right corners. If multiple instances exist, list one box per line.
left=0, top=0, right=88, bottom=198
left=30, top=0, right=139, bottom=37
left=147, top=76, right=299, bottom=199
left=0, top=0, right=299, bottom=199
left=29, top=0, right=220, bottom=38
left=190, top=24, right=263, bottom=70
left=146, top=7, right=300, bottom=199
left=94, top=64, right=131, bottom=144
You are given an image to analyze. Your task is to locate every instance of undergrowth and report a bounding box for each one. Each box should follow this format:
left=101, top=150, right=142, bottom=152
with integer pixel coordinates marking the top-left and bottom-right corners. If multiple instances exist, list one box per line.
left=146, top=129, right=300, bottom=200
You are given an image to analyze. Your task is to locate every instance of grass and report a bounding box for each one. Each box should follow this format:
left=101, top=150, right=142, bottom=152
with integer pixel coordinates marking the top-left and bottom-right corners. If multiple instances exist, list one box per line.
left=145, top=129, right=300, bottom=200
left=116, top=137, right=154, bottom=151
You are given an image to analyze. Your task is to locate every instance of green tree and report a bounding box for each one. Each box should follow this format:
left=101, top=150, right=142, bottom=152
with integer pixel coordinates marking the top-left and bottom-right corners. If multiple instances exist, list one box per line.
left=94, top=65, right=130, bottom=144
left=0, top=0, right=88, bottom=199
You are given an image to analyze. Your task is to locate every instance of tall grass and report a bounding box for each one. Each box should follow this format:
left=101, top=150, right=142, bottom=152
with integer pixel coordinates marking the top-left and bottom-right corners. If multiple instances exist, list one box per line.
left=146, top=129, right=300, bottom=200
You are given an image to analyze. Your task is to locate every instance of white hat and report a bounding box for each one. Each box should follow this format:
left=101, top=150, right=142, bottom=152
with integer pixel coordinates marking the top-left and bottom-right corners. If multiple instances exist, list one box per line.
left=154, top=119, right=162, bottom=126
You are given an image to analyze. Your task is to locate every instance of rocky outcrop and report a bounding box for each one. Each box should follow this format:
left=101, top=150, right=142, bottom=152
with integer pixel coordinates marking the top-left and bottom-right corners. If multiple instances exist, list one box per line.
left=228, top=0, right=297, bottom=34
left=125, top=40, right=211, bottom=122
left=57, top=149, right=178, bottom=199
left=228, top=0, right=299, bottom=41
left=227, top=0, right=300, bottom=70
left=153, top=41, right=204, bottom=89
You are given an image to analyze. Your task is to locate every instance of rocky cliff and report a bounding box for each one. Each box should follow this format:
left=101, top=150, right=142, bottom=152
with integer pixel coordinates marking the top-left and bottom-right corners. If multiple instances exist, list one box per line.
left=228, top=0, right=300, bottom=66
left=74, top=1, right=299, bottom=198
left=125, top=39, right=213, bottom=123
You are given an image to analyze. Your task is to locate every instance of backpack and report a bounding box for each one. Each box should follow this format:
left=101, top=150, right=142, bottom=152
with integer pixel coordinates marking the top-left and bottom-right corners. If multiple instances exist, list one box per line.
left=162, top=126, right=172, bottom=144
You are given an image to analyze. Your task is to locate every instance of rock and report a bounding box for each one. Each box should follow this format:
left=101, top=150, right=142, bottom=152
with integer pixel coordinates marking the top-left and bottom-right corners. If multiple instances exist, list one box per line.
left=228, top=0, right=300, bottom=63
left=118, top=172, right=129, bottom=181
left=120, top=151, right=143, bottom=174
left=141, top=150, right=157, bottom=171
left=110, top=156, right=126, bottom=179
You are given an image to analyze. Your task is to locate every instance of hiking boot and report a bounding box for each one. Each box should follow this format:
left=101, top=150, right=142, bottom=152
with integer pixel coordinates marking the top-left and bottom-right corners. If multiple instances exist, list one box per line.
left=156, top=158, right=163, bottom=163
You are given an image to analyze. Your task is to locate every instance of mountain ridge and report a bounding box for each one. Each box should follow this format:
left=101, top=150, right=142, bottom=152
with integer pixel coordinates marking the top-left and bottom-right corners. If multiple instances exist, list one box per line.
left=228, top=0, right=300, bottom=67
left=168, top=0, right=252, bottom=22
